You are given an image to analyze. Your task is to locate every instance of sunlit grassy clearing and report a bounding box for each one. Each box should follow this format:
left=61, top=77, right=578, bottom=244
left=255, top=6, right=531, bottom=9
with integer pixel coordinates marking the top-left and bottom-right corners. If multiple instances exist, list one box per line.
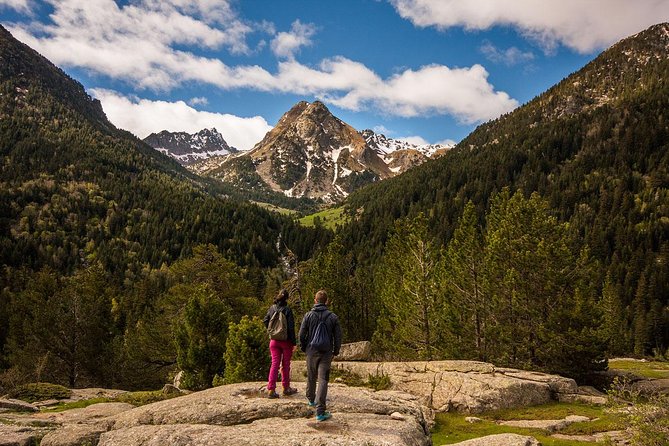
left=432, top=402, right=625, bottom=446
left=299, top=206, right=346, bottom=229
left=609, top=359, right=669, bottom=379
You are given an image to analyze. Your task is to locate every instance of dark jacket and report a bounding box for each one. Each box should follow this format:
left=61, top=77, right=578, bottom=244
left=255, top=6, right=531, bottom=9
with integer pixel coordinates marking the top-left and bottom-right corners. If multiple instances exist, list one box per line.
left=263, top=302, right=296, bottom=345
left=298, top=303, right=342, bottom=355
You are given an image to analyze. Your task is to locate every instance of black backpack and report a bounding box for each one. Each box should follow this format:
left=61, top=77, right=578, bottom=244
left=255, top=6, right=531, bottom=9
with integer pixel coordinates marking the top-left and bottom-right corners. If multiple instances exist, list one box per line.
left=308, top=311, right=332, bottom=352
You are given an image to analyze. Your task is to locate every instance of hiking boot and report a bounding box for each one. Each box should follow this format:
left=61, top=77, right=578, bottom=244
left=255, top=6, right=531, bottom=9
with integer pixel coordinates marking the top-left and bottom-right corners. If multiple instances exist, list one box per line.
left=316, top=411, right=332, bottom=422
left=267, top=390, right=279, bottom=399
left=307, top=400, right=316, bottom=407
left=282, top=387, right=298, bottom=396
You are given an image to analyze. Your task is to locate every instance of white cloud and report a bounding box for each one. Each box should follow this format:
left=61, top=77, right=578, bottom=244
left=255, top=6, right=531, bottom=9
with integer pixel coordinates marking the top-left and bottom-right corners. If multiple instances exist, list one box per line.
left=270, top=20, right=316, bottom=59
left=436, top=138, right=457, bottom=147
left=480, top=41, right=534, bottom=66
left=372, top=125, right=395, bottom=135
left=91, top=89, right=272, bottom=151
left=397, top=135, right=430, bottom=146
left=389, top=0, right=669, bottom=53
left=5, top=0, right=518, bottom=123
left=188, top=96, right=209, bottom=106
left=321, top=62, right=518, bottom=123
left=0, top=0, right=31, bottom=13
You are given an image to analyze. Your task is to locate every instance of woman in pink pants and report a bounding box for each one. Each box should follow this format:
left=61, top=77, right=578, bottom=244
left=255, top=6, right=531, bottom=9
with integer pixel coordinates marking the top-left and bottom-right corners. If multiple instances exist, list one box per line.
left=263, top=289, right=297, bottom=398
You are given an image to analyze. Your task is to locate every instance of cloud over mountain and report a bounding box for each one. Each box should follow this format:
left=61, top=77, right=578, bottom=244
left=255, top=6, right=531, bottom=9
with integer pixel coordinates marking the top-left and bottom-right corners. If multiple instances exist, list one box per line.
left=91, top=89, right=271, bottom=151
left=389, top=0, right=669, bottom=53
left=4, top=0, right=518, bottom=123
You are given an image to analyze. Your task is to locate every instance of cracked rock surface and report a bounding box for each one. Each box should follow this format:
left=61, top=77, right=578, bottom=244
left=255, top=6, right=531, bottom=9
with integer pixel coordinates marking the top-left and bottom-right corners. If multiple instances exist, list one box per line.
left=293, top=360, right=577, bottom=413
left=2, top=383, right=433, bottom=446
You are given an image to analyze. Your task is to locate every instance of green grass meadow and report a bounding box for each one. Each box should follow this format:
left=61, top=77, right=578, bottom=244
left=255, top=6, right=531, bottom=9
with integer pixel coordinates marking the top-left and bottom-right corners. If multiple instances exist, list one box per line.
left=431, top=402, right=625, bottom=446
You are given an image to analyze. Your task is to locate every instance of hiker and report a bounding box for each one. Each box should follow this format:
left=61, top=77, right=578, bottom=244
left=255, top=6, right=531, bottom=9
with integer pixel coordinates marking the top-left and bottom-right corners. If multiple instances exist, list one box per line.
left=298, top=289, right=342, bottom=421
left=263, top=289, right=298, bottom=398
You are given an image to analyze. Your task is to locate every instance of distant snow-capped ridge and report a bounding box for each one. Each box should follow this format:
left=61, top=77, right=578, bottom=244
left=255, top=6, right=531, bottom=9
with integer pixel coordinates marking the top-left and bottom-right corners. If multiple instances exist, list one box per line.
left=143, top=128, right=237, bottom=165
left=361, top=129, right=453, bottom=158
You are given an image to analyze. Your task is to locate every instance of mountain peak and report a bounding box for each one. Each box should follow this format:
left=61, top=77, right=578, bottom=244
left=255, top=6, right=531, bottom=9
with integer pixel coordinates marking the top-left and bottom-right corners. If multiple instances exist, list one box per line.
left=144, top=128, right=235, bottom=165
left=229, top=100, right=390, bottom=202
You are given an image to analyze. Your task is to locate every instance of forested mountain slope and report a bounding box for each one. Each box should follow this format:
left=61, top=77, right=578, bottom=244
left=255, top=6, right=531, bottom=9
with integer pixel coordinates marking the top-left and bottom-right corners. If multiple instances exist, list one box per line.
left=0, top=24, right=313, bottom=276
left=0, top=25, right=331, bottom=388
left=340, top=23, right=669, bottom=355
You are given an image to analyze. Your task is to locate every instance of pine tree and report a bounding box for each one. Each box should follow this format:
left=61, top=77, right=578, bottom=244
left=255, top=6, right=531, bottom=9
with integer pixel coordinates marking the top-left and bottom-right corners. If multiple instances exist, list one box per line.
left=174, top=284, right=229, bottom=390
left=484, top=189, right=605, bottom=375
left=600, top=274, right=630, bottom=356
left=445, top=201, right=488, bottom=360
left=223, top=316, right=270, bottom=384
left=373, top=213, right=447, bottom=360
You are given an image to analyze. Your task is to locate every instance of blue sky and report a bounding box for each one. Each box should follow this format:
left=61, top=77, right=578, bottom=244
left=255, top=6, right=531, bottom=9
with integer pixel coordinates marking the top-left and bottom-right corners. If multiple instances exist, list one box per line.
left=1, top=0, right=668, bottom=150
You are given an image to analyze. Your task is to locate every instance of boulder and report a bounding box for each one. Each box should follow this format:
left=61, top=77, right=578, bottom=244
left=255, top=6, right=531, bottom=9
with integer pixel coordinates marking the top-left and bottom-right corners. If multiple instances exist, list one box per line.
left=0, top=398, right=38, bottom=412
left=552, top=430, right=629, bottom=444
left=558, top=393, right=608, bottom=405
left=32, top=402, right=134, bottom=428
left=66, top=388, right=128, bottom=402
left=293, top=360, right=575, bottom=413
left=558, top=384, right=609, bottom=405
left=161, top=384, right=182, bottom=396
left=336, top=341, right=372, bottom=361
left=445, top=433, right=541, bottom=446
left=0, top=424, right=50, bottom=446
left=0, top=401, right=135, bottom=444
left=498, top=415, right=590, bottom=432
left=40, top=424, right=107, bottom=446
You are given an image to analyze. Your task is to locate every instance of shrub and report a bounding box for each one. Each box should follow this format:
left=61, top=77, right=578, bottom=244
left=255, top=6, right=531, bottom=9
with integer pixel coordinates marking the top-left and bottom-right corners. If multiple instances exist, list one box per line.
left=367, top=372, right=391, bottom=391
left=223, top=316, right=270, bottom=384
left=329, top=368, right=365, bottom=387
left=607, top=377, right=669, bottom=446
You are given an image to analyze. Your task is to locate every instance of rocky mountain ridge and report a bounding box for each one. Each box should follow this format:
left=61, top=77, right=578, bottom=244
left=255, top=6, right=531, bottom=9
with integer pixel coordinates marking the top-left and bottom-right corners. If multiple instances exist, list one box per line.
left=198, top=101, right=447, bottom=203
left=143, top=128, right=237, bottom=165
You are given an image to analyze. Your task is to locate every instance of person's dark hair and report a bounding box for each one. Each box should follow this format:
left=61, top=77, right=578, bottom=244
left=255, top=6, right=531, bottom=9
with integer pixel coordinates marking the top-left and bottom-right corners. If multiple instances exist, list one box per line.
left=274, top=289, right=289, bottom=304
left=315, top=289, right=327, bottom=304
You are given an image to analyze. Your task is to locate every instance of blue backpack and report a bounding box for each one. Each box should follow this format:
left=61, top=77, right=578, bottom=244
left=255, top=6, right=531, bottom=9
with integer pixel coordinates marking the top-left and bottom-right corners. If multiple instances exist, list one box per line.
left=309, top=311, right=332, bottom=352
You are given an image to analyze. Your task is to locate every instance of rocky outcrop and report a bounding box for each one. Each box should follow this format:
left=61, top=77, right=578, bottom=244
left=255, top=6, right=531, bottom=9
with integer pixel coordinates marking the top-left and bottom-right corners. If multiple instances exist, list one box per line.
left=99, top=413, right=428, bottom=446
left=0, top=398, right=38, bottom=412
left=109, top=382, right=431, bottom=441
left=0, top=402, right=133, bottom=446
left=6, top=383, right=432, bottom=446
left=293, top=360, right=578, bottom=413
left=447, top=433, right=541, bottom=446
left=498, top=415, right=590, bottom=432
left=336, top=341, right=372, bottom=361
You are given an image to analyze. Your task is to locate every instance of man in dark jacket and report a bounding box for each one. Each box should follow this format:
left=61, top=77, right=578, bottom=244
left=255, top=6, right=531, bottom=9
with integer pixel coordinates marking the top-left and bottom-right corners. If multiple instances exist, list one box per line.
left=298, top=289, right=342, bottom=421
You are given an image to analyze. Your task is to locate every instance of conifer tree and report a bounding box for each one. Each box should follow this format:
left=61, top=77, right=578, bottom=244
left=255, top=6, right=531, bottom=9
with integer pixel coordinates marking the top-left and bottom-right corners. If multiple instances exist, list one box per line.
left=600, top=274, right=630, bottom=356
left=174, top=284, right=229, bottom=390
left=223, top=316, right=269, bottom=384
left=445, top=201, right=488, bottom=360
left=373, top=213, right=448, bottom=360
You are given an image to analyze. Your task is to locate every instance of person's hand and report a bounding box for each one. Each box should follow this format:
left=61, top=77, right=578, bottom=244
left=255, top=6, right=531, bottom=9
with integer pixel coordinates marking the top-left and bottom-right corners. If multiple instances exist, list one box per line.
left=293, top=345, right=298, bottom=352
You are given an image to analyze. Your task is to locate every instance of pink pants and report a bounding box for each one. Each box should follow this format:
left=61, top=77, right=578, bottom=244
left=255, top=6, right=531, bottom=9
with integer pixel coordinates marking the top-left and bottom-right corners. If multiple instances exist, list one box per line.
left=267, top=339, right=293, bottom=391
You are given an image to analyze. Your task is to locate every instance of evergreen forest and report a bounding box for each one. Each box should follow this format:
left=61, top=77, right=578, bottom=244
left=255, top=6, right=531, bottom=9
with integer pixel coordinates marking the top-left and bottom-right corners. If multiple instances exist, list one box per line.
left=1, top=22, right=669, bottom=393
